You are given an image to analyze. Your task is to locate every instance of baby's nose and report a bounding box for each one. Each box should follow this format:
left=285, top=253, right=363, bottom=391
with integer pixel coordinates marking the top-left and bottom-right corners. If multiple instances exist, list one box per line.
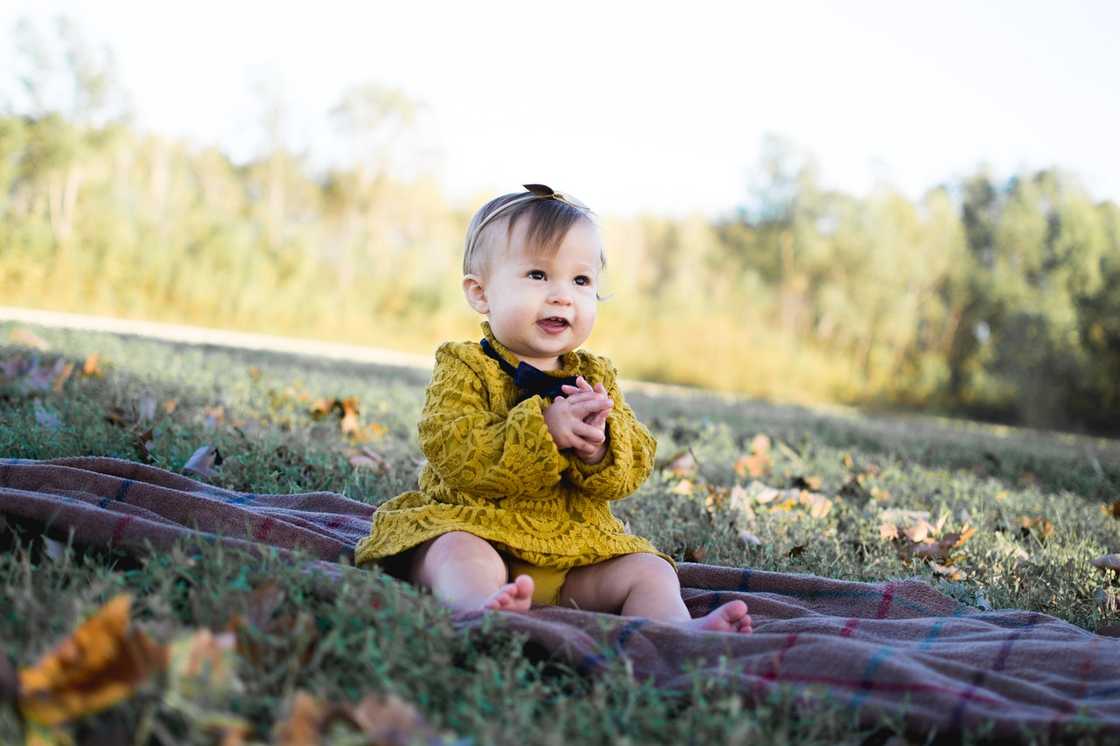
left=547, top=286, right=573, bottom=304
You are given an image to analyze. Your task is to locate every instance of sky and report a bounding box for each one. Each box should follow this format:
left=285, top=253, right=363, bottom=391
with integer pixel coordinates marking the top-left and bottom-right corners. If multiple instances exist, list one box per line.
left=2, top=0, right=1118, bottom=218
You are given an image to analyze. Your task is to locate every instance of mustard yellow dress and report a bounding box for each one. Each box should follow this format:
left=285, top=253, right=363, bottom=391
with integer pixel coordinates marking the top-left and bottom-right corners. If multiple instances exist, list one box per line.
left=355, top=321, right=674, bottom=604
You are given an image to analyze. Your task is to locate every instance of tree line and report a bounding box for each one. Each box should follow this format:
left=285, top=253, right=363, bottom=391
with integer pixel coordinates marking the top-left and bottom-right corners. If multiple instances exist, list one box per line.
left=2, top=18, right=1118, bottom=434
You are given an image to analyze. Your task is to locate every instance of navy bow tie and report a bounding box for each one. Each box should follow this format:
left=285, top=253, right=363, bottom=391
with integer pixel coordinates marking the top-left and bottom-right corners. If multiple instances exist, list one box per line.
left=480, top=338, right=579, bottom=400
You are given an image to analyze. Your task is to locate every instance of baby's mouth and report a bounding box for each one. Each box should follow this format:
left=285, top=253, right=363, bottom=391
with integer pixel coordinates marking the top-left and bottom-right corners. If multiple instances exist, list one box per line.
left=538, top=317, right=570, bottom=332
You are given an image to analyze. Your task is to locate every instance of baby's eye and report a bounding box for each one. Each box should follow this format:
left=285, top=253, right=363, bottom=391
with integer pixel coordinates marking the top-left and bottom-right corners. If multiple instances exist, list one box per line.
left=574, top=275, right=592, bottom=286
left=527, top=270, right=546, bottom=280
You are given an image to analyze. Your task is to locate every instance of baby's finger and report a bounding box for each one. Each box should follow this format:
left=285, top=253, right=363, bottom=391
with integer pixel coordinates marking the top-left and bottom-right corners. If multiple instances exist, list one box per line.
left=570, top=398, right=611, bottom=419
left=572, top=421, right=606, bottom=443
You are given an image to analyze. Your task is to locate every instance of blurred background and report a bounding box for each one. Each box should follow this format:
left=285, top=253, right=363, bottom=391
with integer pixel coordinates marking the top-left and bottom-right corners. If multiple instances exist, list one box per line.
left=0, top=1, right=1118, bottom=434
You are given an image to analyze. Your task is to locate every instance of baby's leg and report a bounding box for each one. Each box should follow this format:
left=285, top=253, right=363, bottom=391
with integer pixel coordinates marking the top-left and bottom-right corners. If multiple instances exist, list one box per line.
left=407, top=531, right=534, bottom=613
left=559, top=553, right=751, bottom=634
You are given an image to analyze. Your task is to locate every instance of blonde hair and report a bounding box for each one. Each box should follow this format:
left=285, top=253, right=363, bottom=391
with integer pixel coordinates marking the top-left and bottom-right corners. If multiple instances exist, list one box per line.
left=463, top=188, right=603, bottom=277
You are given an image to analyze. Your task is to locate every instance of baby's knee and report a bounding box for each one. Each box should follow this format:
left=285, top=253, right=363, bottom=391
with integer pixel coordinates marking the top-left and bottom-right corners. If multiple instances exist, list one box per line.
left=411, top=531, right=507, bottom=586
left=627, top=553, right=678, bottom=585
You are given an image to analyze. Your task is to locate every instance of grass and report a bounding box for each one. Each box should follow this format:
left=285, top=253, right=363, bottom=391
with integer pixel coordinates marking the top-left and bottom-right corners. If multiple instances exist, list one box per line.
left=1, top=321, right=1119, bottom=745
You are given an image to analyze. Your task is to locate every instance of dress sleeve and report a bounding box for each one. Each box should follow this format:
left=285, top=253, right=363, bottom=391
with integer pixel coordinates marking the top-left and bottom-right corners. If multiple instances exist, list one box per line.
left=563, top=361, right=658, bottom=501
left=417, top=344, right=566, bottom=498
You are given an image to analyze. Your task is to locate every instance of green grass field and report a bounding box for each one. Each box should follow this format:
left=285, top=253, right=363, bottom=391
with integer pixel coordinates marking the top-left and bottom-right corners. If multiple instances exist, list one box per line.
left=2, top=321, right=1119, bottom=745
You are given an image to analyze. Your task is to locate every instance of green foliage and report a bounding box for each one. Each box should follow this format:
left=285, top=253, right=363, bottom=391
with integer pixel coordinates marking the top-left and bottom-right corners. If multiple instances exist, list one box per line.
left=2, top=22, right=1120, bottom=434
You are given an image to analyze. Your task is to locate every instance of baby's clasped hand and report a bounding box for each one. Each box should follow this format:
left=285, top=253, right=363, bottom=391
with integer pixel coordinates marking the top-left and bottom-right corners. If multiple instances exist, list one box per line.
left=543, top=375, right=612, bottom=462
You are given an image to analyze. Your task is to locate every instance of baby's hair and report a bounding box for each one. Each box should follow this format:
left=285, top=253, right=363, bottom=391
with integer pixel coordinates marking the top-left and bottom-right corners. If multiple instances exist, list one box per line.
left=463, top=187, right=604, bottom=277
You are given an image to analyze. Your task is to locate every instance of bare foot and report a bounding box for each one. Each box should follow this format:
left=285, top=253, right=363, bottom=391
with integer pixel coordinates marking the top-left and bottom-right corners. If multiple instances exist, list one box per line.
left=481, top=574, right=535, bottom=612
left=686, top=600, right=753, bottom=634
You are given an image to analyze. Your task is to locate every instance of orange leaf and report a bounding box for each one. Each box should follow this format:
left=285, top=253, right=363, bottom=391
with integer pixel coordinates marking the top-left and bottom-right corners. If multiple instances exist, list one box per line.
left=275, top=691, right=327, bottom=746
left=82, top=353, right=102, bottom=377
left=18, top=595, right=167, bottom=726
left=340, top=397, right=361, bottom=436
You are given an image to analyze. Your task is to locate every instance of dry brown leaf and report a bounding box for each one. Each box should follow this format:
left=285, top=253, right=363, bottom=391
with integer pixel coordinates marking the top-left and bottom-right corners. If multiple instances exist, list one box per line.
left=1019, top=516, right=1055, bottom=541
left=665, top=450, right=697, bottom=477
left=879, top=509, right=935, bottom=542
left=275, top=691, right=326, bottom=746
left=348, top=692, right=445, bottom=746
left=18, top=595, right=167, bottom=726
left=183, top=445, right=223, bottom=479
left=162, top=399, right=178, bottom=414
left=684, top=546, right=707, bottom=562
left=1106, top=501, right=1120, bottom=520
left=275, top=690, right=445, bottom=746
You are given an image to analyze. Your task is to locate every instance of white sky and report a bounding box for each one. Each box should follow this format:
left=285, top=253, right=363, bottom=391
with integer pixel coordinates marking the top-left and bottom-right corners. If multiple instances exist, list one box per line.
left=2, top=0, right=1118, bottom=218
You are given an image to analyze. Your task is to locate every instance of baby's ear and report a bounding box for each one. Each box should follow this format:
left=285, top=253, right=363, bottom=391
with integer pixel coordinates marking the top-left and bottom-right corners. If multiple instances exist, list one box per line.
left=462, top=274, right=489, bottom=314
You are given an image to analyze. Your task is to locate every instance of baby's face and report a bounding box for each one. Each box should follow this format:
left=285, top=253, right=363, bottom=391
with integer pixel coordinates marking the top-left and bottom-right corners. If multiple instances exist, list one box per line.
left=476, top=218, right=602, bottom=371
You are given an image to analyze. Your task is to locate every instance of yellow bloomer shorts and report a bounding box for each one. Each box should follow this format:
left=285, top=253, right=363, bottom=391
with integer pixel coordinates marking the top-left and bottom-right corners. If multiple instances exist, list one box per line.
left=502, top=553, right=570, bottom=607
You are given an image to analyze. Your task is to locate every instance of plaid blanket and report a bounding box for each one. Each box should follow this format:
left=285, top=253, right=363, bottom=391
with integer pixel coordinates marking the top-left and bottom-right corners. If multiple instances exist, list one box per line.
left=2, top=456, right=1118, bottom=740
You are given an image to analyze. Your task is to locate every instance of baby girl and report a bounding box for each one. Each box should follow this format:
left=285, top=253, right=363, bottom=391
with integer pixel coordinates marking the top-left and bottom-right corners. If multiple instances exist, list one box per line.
left=356, top=184, right=751, bottom=634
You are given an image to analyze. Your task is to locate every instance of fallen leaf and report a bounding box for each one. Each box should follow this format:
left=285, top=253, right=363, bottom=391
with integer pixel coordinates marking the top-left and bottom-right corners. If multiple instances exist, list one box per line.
left=1019, top=516, right=1054, bottom=541
left=162, top=399, right=178, bottom=414
left=734, top=434, right=772, bottom=478
left=274, top=690, right=447, bottom=746
left=275, top=691, right=325, bottom=746
left=340, top=397, right=361, bottom=436
left=1105, top=501, right=1120, bottom=519
left=18, top=595, right=167, bottom=726
left=684, top=546, right=707, bottom=562
left=929, top=562, right=963, bottom=581
left=670, top=479, right=694, bottom=496
left=183, top=445, right=223, bottom=479
left=10, top=328, right=50, bottom=350
left=352, top=421, right=388, bottom=443
left=82, top=353, right=102, bottom=377
left=790, top=474, right=823, bottom=491
left=348, top=692, right=446, bottom=746
left=50, top=361, right=75, bottom=392
left=665, top=450, right=697, bottom=477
